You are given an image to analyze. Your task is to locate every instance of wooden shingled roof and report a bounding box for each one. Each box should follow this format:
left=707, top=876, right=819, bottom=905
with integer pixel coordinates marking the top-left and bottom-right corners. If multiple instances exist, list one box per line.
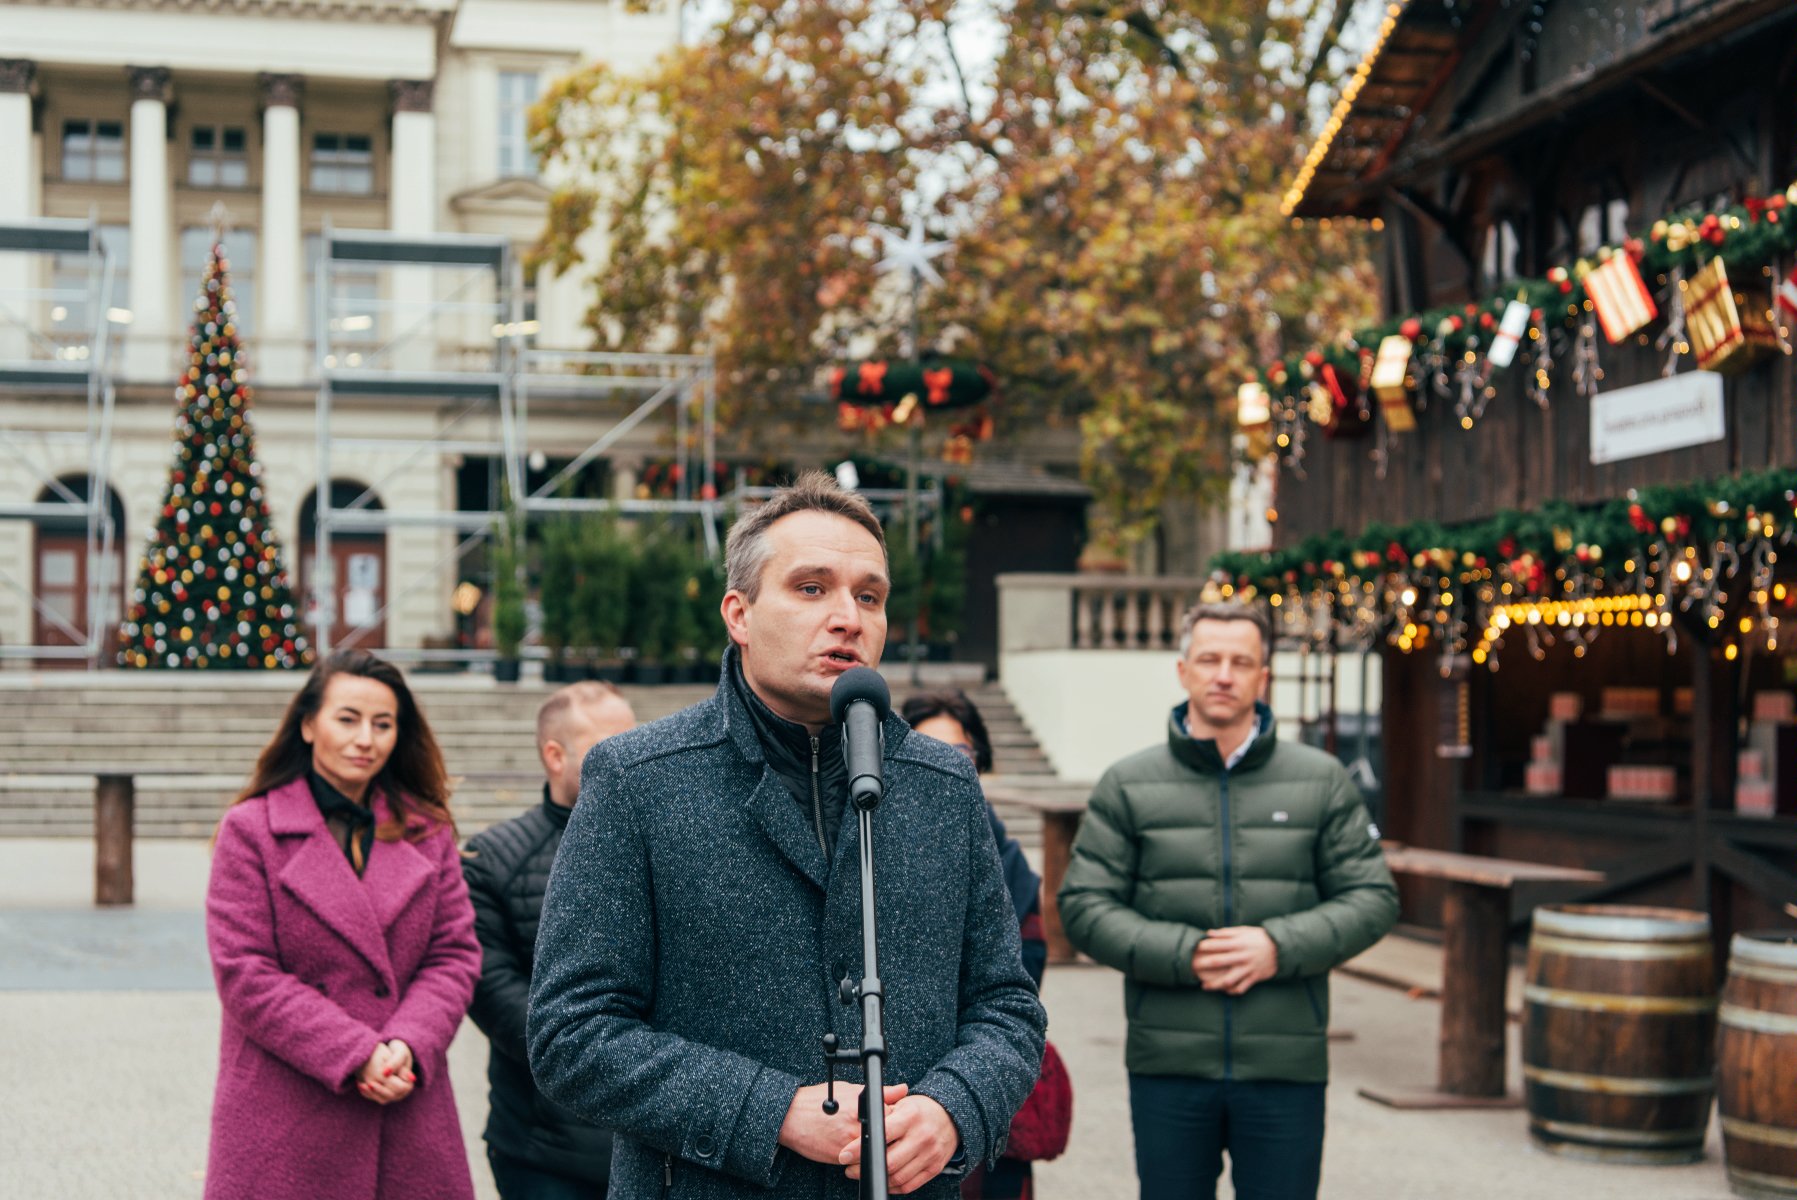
left=1282, top=0, right=1467, bottom=221
left=1284, top=0, right=1797, bottom=221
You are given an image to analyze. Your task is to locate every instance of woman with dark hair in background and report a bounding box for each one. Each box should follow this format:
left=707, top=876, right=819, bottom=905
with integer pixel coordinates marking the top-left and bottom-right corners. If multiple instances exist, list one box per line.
left=902, top=689, right=1070, bottom=1199
left=901, top=690, right=1046, bottom=985
left=203, top=649, right=481, bottom=1200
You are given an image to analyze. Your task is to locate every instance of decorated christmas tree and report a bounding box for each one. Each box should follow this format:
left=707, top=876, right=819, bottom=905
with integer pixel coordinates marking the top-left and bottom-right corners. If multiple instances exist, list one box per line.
left=117, top=238, right=311, bottom=669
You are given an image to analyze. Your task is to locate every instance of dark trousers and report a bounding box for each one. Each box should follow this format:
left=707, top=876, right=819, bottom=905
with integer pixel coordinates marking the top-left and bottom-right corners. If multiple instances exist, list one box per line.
left=487, top=1148, right=605, bottom=1200
left=1128, top=1074, right=1325, bottom=1200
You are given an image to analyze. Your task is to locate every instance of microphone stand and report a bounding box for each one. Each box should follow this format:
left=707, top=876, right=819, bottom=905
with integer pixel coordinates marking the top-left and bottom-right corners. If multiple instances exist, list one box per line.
left=821, top=769, right=889, bottom=1200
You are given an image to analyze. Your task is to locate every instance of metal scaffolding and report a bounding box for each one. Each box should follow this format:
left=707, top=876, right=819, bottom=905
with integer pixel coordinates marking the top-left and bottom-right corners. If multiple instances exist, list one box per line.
left=0, top=219, right=120, bottom=664
left=313, top=228, right=718, bottom=660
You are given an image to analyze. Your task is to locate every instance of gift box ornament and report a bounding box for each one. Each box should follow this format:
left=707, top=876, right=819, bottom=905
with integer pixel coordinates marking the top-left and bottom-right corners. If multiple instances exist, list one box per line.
left=1681, top=258, right=1774, bottom=374
left=1304, top=383, right=1333, bottom=427
left=1777, top=263, right=1797, bottom=321
left=1371, top=335, right=1417, bottom=432
left=1738, top=289, right=1780, bottom=363
left=1487, top=300, right=1532, bottom=369
left=1236, top=380, right=1271, bottom=429
left=1304, top=360, right=1369, bottom=439
left=1582, top=252, right=1658, bottom=343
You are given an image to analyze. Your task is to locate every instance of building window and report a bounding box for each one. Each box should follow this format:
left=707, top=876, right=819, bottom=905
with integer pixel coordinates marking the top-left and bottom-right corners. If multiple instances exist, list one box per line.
left=49, top=225, right=129, bottom=341
left=189, top=125, right=250, bottom=189
left=62, top=120, right=126, bottom=183
left=306, top=234, right=381, bottom=360
left=182, top=227, right=258, bottom=333
left=311, top=133, right=374, bottom=195
left=497, top=71, right=539, bottom=178
left=1481, top=219, right=1520, bottom=288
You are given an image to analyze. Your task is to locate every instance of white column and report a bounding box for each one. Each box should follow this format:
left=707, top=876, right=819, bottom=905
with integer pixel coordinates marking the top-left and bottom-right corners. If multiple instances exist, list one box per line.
left=388, top=79, right=436, bottom=373
left=126, top=65, right=173, bottom=383
left=0, top=60, right=38, bottom=362
left=258, top=74, right=304, bottom=385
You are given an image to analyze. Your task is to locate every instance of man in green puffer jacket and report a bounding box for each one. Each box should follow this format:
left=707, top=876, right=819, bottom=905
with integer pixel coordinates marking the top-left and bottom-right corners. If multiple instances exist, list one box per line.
left=1059, top=602, right=1397, bottom=1200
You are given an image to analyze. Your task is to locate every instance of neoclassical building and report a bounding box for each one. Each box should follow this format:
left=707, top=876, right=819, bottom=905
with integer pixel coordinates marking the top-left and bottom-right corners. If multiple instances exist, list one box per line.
left=0, top=0, right=683, bottom=664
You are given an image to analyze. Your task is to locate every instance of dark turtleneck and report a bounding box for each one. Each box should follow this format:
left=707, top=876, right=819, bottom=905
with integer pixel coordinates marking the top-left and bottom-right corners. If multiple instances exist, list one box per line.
left=307, top=768, right=376, bottom=877
left=542, top=783, right=572, bottom=828
left=729, top=652, right=849, bottom=860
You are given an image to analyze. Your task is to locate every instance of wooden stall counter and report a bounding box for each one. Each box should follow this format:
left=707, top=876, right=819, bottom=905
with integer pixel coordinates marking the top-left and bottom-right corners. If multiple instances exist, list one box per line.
left=1361, top=845, right=1604, bottom=1110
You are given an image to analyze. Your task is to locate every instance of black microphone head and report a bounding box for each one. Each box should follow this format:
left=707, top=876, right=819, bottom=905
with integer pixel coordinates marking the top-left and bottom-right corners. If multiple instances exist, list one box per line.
left=830, top=666, right=891, bottom=724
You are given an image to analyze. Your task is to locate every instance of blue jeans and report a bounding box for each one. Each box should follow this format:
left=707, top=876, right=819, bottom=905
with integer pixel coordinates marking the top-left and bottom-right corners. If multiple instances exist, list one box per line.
left=1128, top=1074, right=1326, bottom=1200
left=486, top=1149, right=605, bottom=1200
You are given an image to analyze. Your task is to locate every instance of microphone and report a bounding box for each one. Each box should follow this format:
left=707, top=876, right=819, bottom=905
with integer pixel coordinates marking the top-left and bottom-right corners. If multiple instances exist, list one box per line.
left=830, top=667, right=890, bottom=811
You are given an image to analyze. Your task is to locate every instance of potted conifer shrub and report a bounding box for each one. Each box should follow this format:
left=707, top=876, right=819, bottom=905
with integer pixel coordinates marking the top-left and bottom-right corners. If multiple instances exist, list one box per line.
left=580, top=514, right=631, bottom=682
left=538, top=516, right=578, bottom=682
left=491, top=515, right=526, bottom=683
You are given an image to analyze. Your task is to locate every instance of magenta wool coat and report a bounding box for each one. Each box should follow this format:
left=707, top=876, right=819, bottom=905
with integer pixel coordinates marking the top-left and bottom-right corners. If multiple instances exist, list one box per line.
left=204, top=777, right=482, bottom=1200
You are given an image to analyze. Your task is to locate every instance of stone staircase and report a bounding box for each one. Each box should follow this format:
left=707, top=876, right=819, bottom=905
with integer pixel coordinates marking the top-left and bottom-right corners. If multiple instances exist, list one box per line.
left=0, top=671, right=1058, bottom=847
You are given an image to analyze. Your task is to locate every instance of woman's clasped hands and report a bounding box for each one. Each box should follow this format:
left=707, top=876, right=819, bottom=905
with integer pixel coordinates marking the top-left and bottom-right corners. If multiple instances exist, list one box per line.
left=355, top=1039, right=416, bottom=1105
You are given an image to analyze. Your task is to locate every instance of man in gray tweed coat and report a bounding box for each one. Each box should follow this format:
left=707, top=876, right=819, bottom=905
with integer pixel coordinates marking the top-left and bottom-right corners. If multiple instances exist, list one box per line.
left=528, top=472, right=1046, bottom=1198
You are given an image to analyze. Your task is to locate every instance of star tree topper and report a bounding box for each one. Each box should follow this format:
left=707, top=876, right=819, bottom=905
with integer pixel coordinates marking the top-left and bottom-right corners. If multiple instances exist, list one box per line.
left=873, top=215, right=951, bottom=287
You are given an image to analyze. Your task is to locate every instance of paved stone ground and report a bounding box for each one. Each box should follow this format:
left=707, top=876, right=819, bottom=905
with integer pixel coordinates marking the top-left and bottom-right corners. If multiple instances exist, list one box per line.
left=0, top=840, right=1738, bottom=1199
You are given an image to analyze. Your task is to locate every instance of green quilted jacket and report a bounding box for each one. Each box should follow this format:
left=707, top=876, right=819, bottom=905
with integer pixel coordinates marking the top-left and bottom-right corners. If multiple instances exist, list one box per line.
left=1058, top=702, right=1397, bottom=1082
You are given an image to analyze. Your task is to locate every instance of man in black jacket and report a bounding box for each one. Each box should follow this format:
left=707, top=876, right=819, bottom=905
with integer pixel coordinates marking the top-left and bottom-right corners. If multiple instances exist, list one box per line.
left=528, top=472, right=1045, bottom=1199
left=463, top=681, right=637, bottom=1199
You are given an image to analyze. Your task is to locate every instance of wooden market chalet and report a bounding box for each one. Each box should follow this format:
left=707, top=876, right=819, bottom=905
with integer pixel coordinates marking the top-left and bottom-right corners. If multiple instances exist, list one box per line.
left=1236, top=0, right=1797, bottom=949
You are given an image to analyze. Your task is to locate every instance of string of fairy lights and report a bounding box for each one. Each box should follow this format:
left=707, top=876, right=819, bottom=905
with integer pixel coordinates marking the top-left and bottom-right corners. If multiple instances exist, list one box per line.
left=1211, top=469, right=1797, bottom=670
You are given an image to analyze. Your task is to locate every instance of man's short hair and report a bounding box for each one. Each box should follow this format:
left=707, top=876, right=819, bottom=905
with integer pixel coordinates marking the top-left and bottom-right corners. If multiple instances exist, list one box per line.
left=1177, top=602, right=1272, bottom=663
left=723, top=470, right=887, bottom=600
left=536, top=680, right=625, bottom=747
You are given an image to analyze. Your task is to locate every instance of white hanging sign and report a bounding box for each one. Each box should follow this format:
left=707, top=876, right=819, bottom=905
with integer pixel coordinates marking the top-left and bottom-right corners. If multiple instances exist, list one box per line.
left=1589, top=371, right=1725, bottom=464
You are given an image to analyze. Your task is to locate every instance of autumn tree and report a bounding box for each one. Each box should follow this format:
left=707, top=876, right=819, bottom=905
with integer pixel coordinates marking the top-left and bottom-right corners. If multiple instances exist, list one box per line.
left=534, top=0, right=1379, bottom=551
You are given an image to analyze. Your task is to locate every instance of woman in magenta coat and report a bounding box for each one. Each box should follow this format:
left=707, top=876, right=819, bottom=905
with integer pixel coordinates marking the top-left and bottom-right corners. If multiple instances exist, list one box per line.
left=204, top=649, right=482, bottom=1200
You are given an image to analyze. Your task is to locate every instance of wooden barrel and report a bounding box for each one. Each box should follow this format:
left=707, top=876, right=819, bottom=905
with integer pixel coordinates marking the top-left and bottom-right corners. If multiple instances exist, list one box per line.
left=1522, top=904, right=1717, bottom=1164
left=1719, top=932, right=1797, bottom=1197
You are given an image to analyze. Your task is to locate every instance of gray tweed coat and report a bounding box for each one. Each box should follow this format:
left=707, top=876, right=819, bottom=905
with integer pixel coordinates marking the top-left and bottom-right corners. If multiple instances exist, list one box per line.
left=527, top=658, right=1047, bottom=1199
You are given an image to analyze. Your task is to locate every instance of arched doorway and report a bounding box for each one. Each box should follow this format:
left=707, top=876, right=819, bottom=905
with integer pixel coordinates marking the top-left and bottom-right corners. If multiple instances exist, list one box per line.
left=299, top=482, right=388, bottom=651
left=31, top=476, right=128, bottom=668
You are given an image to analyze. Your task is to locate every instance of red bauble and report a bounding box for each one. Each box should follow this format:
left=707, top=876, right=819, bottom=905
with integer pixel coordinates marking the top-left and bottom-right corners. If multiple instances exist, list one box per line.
left=1399, top=318, right=1423, bottom=340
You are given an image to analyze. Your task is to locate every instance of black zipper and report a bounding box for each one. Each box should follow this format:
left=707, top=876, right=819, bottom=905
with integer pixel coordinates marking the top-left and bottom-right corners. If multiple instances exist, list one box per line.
left=1303, top=976, right=1326, bottom=1026
left=1219, top=768, right=1235, bottom=1080
left=662, top=1152, right=672, bottom=1197
left=809, top=735, right=827, bottom=856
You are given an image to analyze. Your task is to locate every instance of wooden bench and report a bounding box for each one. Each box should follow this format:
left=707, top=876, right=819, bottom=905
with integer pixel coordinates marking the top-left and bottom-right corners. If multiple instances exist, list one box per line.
left=18, top=767, right=547, bottom=906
